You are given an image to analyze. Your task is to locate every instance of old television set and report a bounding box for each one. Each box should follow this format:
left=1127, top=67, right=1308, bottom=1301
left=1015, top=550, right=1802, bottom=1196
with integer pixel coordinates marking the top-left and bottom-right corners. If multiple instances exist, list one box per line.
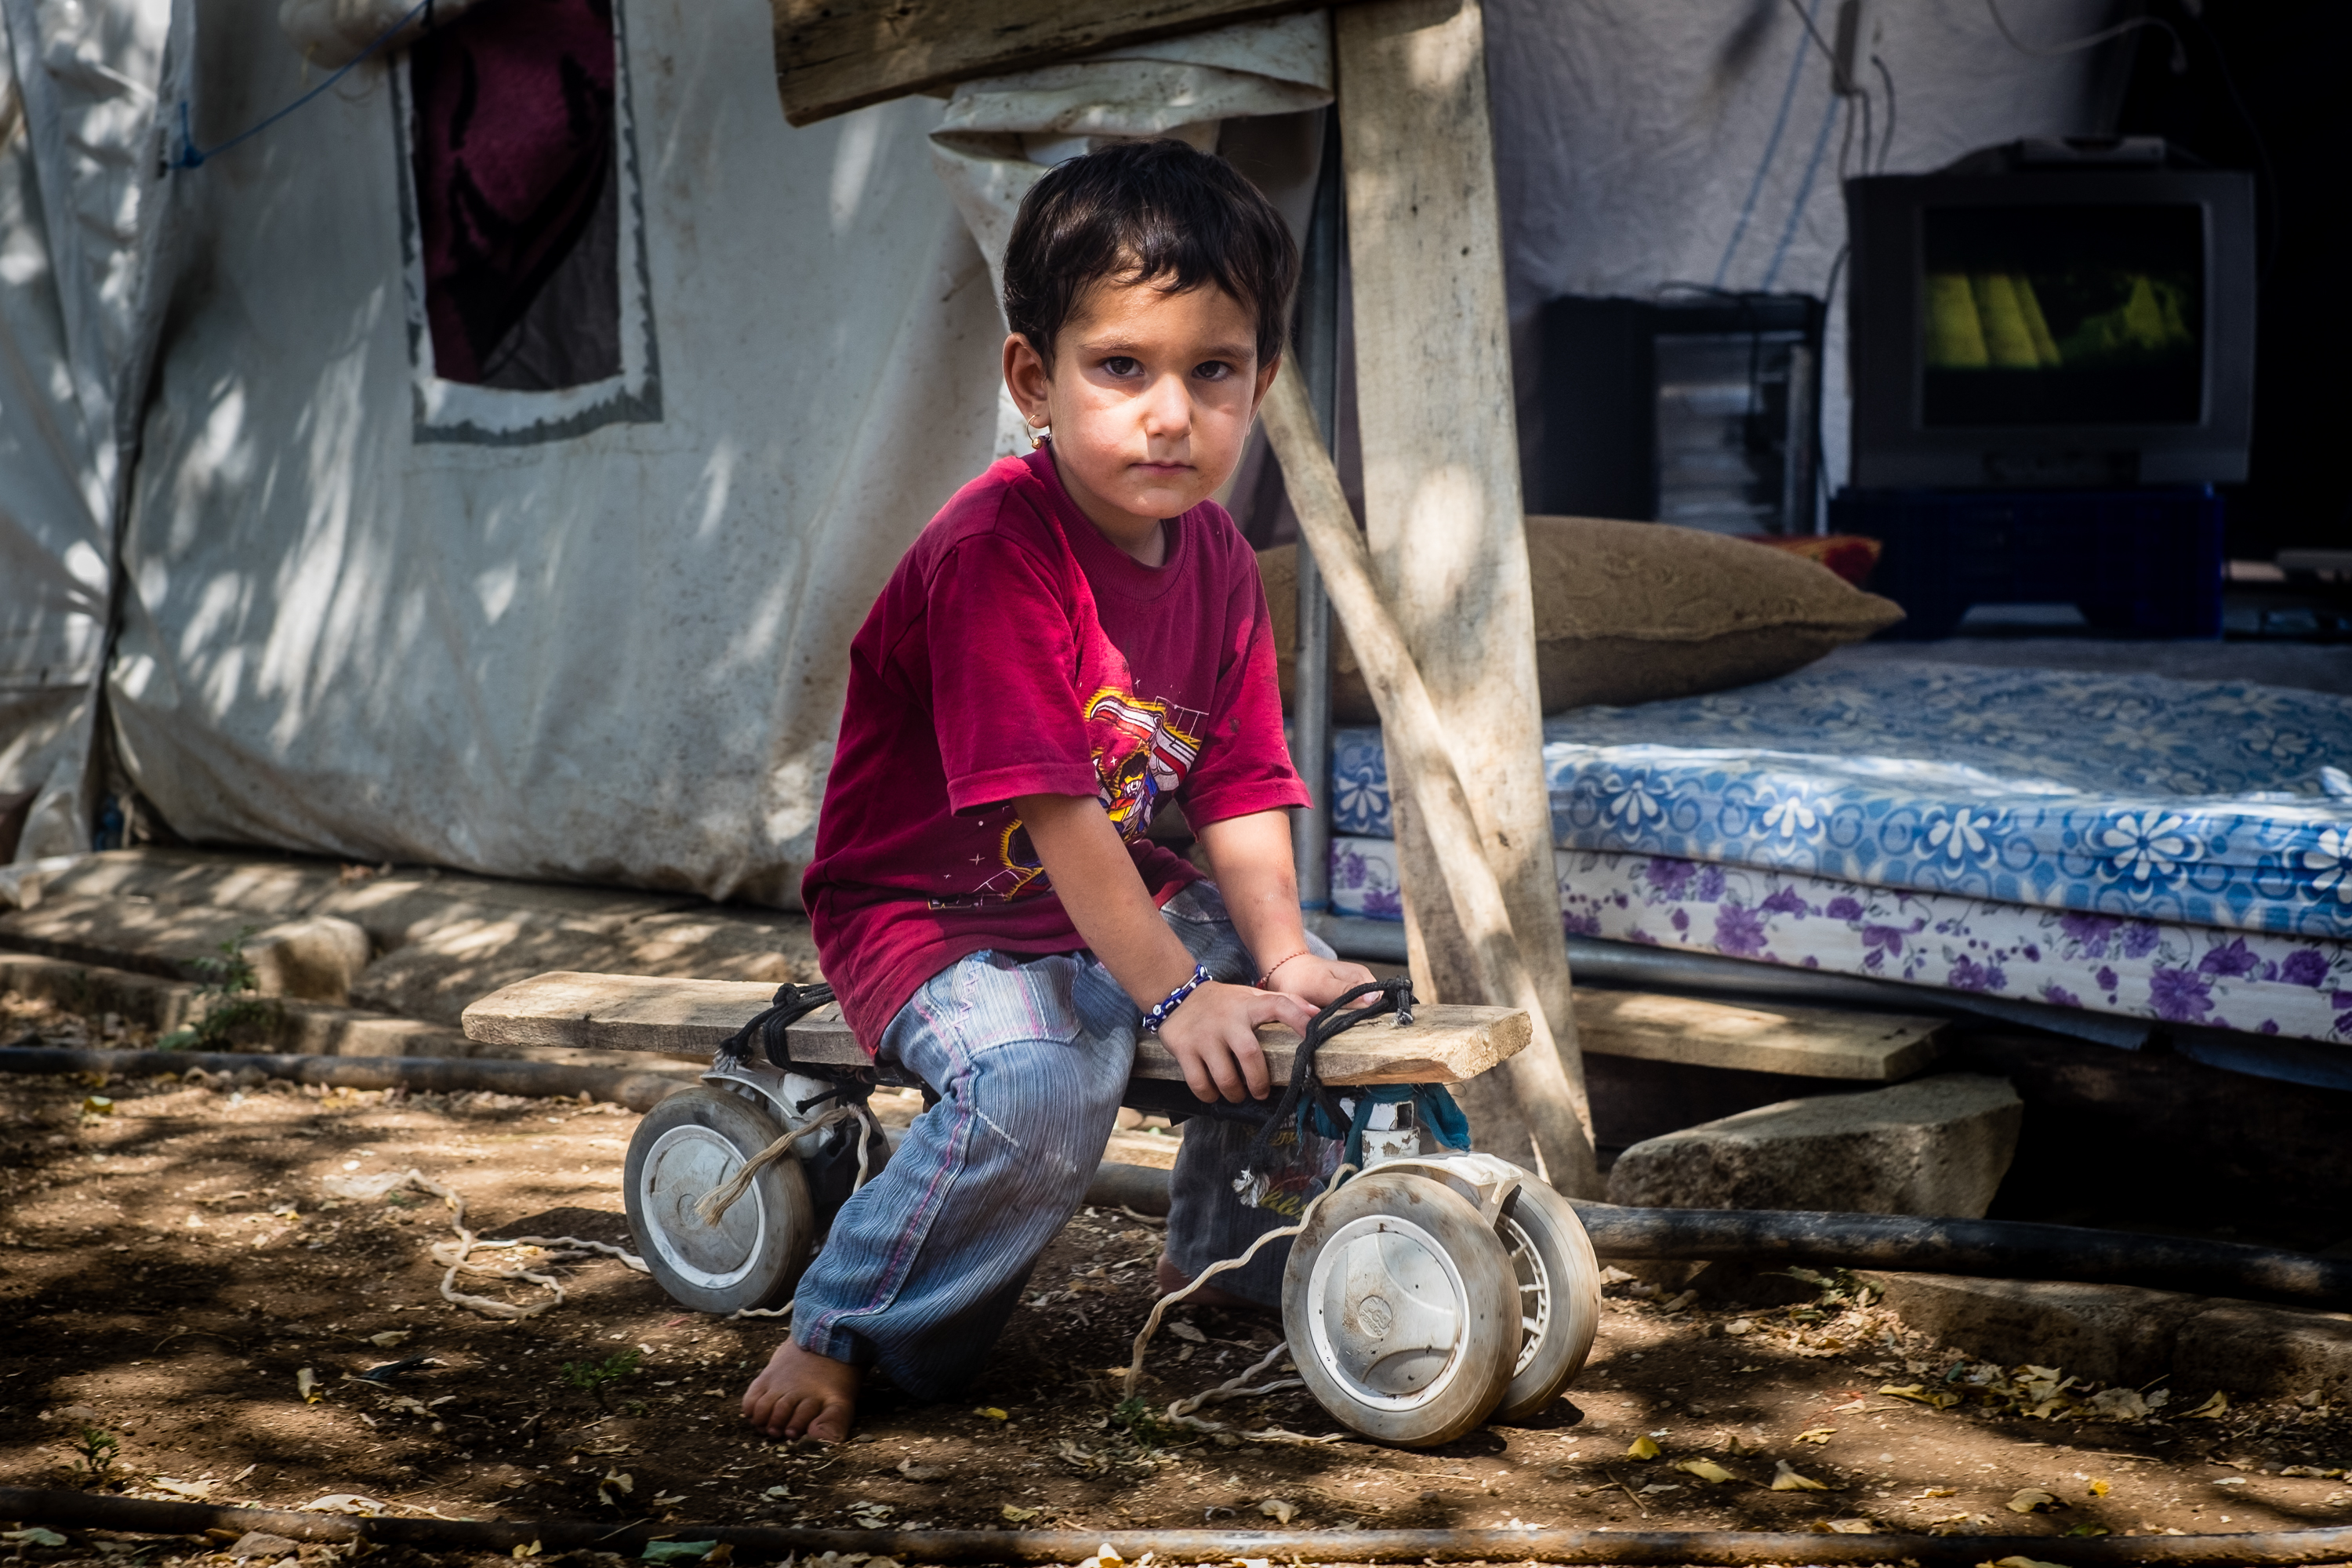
left=1846, top=139, right=2255, bottom=489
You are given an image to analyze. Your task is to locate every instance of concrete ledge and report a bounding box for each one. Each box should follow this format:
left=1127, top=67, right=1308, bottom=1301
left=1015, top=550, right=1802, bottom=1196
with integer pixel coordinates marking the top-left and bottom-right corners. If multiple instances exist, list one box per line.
left=1867, top=1271, right=2213, bottom=1387
left=5, top=850, right=821, bottom=1033
left=1867, top=1269, right=2352, bottom=1399
left=0, top=952, right=664, bottom=1069
left=0, top=895, right=260, bottom=981
left=2176, top=1301, right=2352, bottom=1402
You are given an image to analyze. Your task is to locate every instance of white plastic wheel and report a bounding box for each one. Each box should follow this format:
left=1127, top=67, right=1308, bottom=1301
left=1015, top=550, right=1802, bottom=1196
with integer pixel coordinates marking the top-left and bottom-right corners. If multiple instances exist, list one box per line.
left=624, top=1087, right=815, bottom=1316
left=1280, top=1170, right=1519, bottom=1448
left=1489, top=1178, right=1603, bottom=1422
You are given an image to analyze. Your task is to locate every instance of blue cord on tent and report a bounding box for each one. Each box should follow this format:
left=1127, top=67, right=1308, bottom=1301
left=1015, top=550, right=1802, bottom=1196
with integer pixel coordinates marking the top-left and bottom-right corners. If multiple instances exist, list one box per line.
left=1709, top=0, right=1824, bottom=291
left=169, top=0, right=431, bottom=171
left=1758, top=90, right=1842, bottom=292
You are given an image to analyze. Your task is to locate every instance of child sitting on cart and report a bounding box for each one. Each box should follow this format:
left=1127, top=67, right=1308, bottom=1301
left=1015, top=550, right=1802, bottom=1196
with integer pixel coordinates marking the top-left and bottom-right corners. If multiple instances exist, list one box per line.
left=743, top=139, right=1375, bottom=1443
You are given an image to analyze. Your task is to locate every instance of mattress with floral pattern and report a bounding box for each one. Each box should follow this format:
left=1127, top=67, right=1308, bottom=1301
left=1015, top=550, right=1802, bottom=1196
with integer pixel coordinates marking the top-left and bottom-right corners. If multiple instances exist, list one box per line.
left=1323, top=661, right=2352, bottom=1043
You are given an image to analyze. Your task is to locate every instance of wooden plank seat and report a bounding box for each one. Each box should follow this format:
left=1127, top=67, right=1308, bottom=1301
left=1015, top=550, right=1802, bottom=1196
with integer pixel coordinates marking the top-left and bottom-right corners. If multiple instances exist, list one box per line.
left=463, top=971, right=1529, bottom=1088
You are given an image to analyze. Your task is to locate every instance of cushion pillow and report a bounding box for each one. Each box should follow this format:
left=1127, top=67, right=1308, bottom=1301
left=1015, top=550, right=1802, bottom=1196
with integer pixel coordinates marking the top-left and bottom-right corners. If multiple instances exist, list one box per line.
left=1258, top=515, right=1905, bottom=724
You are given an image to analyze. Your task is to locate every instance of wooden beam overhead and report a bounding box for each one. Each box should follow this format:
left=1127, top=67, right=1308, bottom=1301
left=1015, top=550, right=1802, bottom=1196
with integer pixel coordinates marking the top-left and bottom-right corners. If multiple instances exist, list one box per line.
left=771, top=0, right=1326, bottom=128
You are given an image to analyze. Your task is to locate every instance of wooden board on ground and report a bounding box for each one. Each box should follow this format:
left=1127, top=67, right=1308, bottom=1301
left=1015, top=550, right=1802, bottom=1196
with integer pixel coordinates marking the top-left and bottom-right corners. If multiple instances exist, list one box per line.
left=463, top=971, right=1529, bottom=1087
left=1572, top=988, right=1947, bottom=1082
left=768, top=0, right=1322, bottom=126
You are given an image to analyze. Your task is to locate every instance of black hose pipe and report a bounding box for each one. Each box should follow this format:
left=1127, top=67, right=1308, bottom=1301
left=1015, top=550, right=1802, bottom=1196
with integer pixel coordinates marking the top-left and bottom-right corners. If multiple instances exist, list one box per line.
left=1571, top=1201, right=2352, bottom=1310
left=6, top=1489, right=2351, bottom=1566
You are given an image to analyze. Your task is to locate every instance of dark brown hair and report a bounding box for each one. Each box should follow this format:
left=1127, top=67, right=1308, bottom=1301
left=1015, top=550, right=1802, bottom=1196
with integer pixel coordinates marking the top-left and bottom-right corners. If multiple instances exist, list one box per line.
left=1002, top=139, right=1300, bottom=372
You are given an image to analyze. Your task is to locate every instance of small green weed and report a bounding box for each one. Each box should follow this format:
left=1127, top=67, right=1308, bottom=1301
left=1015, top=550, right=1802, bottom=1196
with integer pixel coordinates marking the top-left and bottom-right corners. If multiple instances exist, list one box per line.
left=70, top=1425, right=118, bottom=1480
left=1108, top=1396, right=1174, bottom=1451
left=158, top=928, right=277, bottom=1050
left=561, top=1349, right=641, bottom=1410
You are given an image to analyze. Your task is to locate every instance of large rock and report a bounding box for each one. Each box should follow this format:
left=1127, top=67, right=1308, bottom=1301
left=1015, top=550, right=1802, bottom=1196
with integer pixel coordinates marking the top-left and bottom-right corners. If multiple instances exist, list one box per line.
left=245, top=916, right=372, bottom=1004
left=1605, top=1073, right=2023, bottom=1218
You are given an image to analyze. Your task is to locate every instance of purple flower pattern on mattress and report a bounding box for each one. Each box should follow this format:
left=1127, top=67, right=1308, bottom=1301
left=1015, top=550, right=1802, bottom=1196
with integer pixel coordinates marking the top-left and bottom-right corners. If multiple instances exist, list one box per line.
left=1326, top=837, right=2352, bottom=1044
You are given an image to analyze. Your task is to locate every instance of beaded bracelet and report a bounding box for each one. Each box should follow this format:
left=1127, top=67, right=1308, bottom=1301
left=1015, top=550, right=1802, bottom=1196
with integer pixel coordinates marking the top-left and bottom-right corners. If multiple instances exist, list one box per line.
left=1257, top=949, right=1312, bottom=988
left=1141, top=963, right=1214, bottom=1036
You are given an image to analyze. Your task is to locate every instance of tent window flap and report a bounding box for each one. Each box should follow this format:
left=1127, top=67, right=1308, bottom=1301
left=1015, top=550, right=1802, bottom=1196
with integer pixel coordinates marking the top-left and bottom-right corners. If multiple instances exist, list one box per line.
left=394, top=0, right=660, bottom=443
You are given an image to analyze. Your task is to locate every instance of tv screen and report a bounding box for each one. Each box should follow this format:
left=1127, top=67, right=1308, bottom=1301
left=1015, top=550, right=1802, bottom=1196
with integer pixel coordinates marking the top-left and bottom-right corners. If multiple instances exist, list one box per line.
left=1920, top=204, right=2204, bottom=429
left=1844, top=146, right=2254, bottom=490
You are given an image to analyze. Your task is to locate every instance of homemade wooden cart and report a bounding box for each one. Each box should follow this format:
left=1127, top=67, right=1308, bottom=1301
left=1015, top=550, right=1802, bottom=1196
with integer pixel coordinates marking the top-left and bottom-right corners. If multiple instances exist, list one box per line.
left=463, top=972, right=1599, bottom=1446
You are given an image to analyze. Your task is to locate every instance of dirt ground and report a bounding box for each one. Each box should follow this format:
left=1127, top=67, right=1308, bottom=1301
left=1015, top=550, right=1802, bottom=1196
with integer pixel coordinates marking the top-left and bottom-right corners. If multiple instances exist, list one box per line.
left=5, top=991, right=2352, bottom=1566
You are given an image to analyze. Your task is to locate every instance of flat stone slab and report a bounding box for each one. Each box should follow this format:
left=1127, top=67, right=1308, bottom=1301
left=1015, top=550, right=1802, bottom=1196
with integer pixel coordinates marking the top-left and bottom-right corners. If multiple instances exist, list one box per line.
left=1606, top=1072, right=2024, bottom=1218
left=349, top=905, right=824, bottom=1029
left=463, top=969, right=1530, bottom=1087
left=1867, top=1269, right=2352, bottom=1402
left=2176, top=1301, right=2352, bottom=1403
left=312, top=869, right=702, bottom=951
left=42, top=848, right=350, bottom=920
left=1572, top=987, right=1946, bottom=1080
left=1866, top=1271, right=2215, bottom=1388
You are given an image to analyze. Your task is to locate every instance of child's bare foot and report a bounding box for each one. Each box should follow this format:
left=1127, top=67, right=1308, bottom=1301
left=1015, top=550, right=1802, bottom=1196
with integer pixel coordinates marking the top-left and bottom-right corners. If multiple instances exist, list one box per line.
left=742, top=1341, right=860, bottom=1442
left=1154, top=1253, right=1270, bottom=1313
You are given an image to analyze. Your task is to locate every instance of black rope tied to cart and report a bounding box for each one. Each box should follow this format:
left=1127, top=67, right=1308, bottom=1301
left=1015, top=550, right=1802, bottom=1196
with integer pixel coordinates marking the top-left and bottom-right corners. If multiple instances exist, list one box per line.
left=713, top=981, right=836, bottom=1069
left=1242, top=975, right=1414, bottom=1178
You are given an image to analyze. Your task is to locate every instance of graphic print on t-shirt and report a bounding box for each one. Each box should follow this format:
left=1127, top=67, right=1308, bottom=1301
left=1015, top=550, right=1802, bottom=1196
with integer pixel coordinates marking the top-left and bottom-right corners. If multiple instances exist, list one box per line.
left=942, top=685, right=1206, bottom=908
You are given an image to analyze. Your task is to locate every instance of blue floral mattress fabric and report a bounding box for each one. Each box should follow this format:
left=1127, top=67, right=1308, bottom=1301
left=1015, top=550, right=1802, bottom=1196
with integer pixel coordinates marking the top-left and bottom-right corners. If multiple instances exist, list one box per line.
left=1329, top=662, right=2352, bottom=940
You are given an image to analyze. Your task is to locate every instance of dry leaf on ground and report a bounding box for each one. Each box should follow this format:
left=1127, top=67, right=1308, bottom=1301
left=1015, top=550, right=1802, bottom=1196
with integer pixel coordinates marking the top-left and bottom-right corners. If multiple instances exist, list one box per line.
left=1880, top=1382, right=1962, bottom=1410
left=1772, top=1461, right=1828, bottom=1492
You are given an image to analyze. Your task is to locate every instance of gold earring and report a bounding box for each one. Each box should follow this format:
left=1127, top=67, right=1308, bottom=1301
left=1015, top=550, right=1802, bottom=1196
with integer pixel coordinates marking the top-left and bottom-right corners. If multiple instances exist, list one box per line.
left=1028, top=423, right=1050, bottom=451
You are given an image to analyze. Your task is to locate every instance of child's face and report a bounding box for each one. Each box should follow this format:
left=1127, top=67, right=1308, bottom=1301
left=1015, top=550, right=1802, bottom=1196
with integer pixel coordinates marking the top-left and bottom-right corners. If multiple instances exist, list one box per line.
left=1003, top=274, right=1276, bottom=554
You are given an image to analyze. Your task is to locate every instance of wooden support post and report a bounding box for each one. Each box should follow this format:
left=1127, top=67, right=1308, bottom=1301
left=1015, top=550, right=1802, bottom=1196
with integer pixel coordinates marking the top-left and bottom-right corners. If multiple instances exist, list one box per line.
left=1331, top=0, right=1598, bottom=1192
left=1260, top=365, right=1599, bottom=1196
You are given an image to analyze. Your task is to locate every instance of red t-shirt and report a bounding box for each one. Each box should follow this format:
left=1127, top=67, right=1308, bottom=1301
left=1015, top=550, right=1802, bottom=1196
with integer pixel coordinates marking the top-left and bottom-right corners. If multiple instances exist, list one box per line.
left=802, top=448, right=1309, bottom=1047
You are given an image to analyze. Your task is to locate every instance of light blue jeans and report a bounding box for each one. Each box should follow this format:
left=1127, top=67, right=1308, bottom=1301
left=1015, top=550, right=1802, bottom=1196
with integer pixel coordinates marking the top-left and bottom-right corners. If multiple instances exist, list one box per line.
left=792, top=882, right=1312, bottom=1397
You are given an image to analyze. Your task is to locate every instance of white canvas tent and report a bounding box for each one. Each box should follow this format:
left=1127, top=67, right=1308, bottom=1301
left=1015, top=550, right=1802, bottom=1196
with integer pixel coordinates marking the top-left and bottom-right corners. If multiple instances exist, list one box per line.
left=0, top=0, right=2125, bottom=902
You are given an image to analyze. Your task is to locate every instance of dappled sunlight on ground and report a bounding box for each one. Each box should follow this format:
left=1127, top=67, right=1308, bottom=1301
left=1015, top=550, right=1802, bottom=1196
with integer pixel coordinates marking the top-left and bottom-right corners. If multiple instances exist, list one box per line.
left=4, top=989, right=2350, bottom=1563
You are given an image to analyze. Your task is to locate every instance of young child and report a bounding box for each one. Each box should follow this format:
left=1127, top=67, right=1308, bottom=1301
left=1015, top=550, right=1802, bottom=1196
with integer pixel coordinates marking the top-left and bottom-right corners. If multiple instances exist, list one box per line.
left=742, top=139, right=1374, bottom=1443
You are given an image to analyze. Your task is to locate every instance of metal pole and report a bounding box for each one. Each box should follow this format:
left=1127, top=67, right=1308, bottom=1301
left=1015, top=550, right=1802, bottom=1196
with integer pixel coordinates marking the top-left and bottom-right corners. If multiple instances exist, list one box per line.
left=1290, top=107, right=1341, bottom=916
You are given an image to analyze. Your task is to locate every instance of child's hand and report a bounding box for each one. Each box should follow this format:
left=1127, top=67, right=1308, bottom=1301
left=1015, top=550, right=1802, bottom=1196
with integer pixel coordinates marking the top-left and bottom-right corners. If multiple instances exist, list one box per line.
left=1156, top=981, right=1319, bottom=1103
left=1261, top=954, right=1379, bottom=1009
